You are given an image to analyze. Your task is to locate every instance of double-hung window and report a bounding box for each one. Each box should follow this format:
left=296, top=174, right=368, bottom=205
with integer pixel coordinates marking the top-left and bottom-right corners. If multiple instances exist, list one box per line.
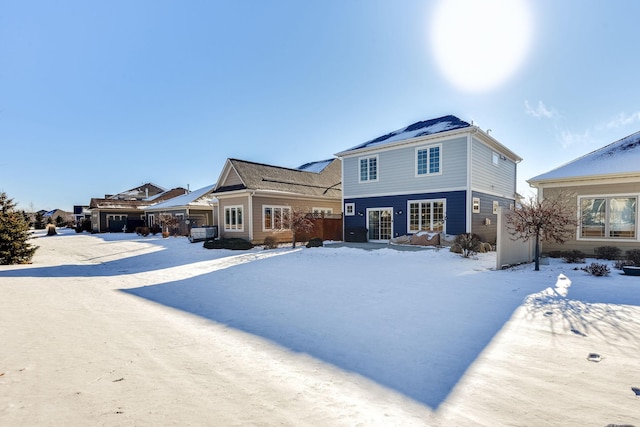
left=408, top=199, right=445, bottom=233
left=579, top=196, right=637, bottom=239
left=224, top=206, right=243, bottom=231
left=359, top=155, right=378, bottom=182
left=263, top=205, right=291, bottom=231
left=416, top=144, right=442, bottom=176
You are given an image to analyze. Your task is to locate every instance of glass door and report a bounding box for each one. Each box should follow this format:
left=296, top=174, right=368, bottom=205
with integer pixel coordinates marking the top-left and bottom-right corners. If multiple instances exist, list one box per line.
left=367, top=208, right=393, bottom=241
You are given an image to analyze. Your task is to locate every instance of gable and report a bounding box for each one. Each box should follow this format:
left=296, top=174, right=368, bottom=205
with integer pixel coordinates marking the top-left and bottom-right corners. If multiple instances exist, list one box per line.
left=215, top=158, right=341, bottom=198
left=529, top=130, right=640, bottom=184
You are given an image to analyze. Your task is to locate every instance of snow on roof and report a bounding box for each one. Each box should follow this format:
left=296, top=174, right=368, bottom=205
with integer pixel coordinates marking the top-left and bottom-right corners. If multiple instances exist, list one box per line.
left=529, top=130, right=640, bottom=182
left=296, top=159, right=334, bottom=173
left=147, top=184, right=217, bottom=210
left=340, top=115, right=471, bottom=153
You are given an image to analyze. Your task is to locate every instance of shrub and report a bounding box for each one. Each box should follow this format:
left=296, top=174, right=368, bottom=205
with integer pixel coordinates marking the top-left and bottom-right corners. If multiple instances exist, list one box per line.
left=581, top=262, right=610, bottom=277
left=46, top=224, right=57, bottom=236
left=449, top=243, right=463, bottom=254
left=306, top=237, right=323, bottom=248
left=150, top=224, right=161, bottom=235
left=454, top=233, right=482, bottom=258
left=135, top=226, right=150, bottom=237
left=263, top=235, right=279, bottom=250
left=626, top=249, right=640, bottom=266
left=562, top=250, right=585, bottom=264
left=547, top=251, right=564, bottom=258
left=203, top=238, right=253, bottom=250
left=614, top=259, right=634, bottom=270
left=594, top=246, right=621, bottom=260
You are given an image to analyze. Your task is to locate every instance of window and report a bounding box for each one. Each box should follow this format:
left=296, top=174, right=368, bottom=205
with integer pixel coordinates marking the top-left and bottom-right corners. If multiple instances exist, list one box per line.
left=416, top=144, right=442, bottom=176
left=224, top=206, right=243, bottom=231
left=263, top=205, right=291, bottom=231
left=345, top=203, right=355, bottom=216
left=359, top=155, right=378, bottom=182
left=493, top=201, right=499, bottom=214
left=408, top=200, right=445, bottom=233
left=312, top=207, right=333, bottom=217
left=580, top=196, right=637, bottom=239
left=492, top=152, right=500, bottom=166
left=472, top=197, right=480, bottom=214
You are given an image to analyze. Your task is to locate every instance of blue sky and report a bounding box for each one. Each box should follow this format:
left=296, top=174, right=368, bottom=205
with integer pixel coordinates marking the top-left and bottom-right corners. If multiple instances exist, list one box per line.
left=2, top=0, right=639, bottom=211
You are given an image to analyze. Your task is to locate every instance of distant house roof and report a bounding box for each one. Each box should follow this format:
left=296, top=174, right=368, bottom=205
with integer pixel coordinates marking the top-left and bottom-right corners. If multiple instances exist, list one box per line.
left=337, top=115, right=471, bottom=154
left=107, top=183, right=167, bottom=200
left=216, top=158, right=341, bottom=198
left=89, top=188, right=189, bottom=210
left=89, top=198, right=150, bottom=210
left=296, top=159, right=334, bottom=173
left=529, top=130, right=640, bottom=184
left=146, top=184, right=217, bottom=211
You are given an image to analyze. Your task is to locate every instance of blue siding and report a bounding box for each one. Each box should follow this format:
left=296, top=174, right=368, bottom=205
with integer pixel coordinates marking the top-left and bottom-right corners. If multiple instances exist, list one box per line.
left=344, top=190, right=467, bottom=237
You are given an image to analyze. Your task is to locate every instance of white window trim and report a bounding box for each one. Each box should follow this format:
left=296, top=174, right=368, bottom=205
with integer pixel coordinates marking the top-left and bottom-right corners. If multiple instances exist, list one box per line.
left=492, top=201, right=499, bottom=214
left=406, top=198, right=446, bottom=234
left=224, top=205, right=244, bottom=232
left=415, top=143, right=443, bottom=177
left=472, top=197, right=480, bottom=214
left=263, top=205, right=292, bottom=232
left=577, top=194, right=638, bottom=241
left=358, top=155, right=379, bottom=183
left=345, top=203, right=355, bottom=216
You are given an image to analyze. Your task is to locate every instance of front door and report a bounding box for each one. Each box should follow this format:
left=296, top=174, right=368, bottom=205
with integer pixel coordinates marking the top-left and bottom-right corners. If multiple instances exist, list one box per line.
left=367, top=208, right=393, bottom=242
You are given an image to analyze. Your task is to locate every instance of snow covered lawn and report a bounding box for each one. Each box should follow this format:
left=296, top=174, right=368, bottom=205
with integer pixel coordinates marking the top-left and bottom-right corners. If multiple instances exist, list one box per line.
left=1, top=229, right=639, bottom=426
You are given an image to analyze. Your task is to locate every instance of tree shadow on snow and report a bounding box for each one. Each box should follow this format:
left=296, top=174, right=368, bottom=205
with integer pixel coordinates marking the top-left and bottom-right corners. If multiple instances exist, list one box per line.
left=121, top=250, right=539, bottom=409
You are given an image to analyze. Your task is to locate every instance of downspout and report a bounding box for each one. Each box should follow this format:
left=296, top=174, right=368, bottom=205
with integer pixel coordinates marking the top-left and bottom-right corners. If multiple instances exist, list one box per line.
left=466, top=130, right=474, bottom=233
left=249, top=191, right=255, bottom=242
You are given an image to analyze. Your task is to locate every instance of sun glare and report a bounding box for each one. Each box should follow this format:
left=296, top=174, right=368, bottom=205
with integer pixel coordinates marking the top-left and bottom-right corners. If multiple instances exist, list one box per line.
left=430, top=0, right=533, bottom=92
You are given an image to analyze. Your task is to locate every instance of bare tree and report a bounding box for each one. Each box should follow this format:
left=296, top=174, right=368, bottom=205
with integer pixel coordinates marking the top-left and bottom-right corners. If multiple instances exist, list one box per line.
left=158, top=212, right=179, bottom=236
left=506, top=191, right=577, bottom=271
left=286, top=207, right=315, bottom=248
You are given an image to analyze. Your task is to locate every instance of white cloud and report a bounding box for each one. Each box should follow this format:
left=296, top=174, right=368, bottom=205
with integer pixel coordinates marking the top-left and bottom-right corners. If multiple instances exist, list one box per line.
left=605, top=111, right=640, bottom=129
left=524, top=100, right=556, bottom=118
left=559, top=129, right=591, bottom=148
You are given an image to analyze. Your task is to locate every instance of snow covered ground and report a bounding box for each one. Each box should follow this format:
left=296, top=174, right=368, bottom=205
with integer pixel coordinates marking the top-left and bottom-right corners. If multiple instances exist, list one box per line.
left=1, top=229, right=639, bottom=426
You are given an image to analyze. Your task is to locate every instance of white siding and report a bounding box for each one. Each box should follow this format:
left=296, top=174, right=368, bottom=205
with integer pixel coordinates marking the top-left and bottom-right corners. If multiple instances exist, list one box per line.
left=343, top=136, right=468, bottom=198
left=471, top=137, right=517, bottom=199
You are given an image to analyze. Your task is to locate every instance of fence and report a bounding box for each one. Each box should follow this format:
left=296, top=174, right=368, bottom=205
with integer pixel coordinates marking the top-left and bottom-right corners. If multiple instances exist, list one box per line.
left=295, top=215, right=343, bottom=242
left=495, top=207, right=533, bottom=269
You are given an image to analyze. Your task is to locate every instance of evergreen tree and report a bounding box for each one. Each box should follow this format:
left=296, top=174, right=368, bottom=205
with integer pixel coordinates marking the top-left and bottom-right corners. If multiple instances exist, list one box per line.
left=34, top=211, right=45, bottom=229
left=0, top=192, right=38, bottom=265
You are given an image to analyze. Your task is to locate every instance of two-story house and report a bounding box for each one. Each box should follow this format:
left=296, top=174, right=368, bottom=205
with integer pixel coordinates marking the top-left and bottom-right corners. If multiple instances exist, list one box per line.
left=335, top=115, right=522, bottom=243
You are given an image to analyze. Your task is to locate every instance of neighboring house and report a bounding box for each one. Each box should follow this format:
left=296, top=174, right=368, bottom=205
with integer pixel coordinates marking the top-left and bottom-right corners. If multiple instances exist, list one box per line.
left=43, top=209, right=71, bottom=225
left=213, top=158, right=342, bottom=244
left=335, top=115, right=522, bottom=243
left=89, top=186, right=189, bottom=233
left=528, top=130, right=640, bottom=255
left=144, top=184, right=218, bottom=235
left=73, top=205, right=91, bottom=225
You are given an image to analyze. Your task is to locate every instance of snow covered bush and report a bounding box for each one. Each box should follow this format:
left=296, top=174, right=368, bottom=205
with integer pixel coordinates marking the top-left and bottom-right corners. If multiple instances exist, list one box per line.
left=581, top=262, right=610, bottom=277
left=453, top=233, right=482, bottom=258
